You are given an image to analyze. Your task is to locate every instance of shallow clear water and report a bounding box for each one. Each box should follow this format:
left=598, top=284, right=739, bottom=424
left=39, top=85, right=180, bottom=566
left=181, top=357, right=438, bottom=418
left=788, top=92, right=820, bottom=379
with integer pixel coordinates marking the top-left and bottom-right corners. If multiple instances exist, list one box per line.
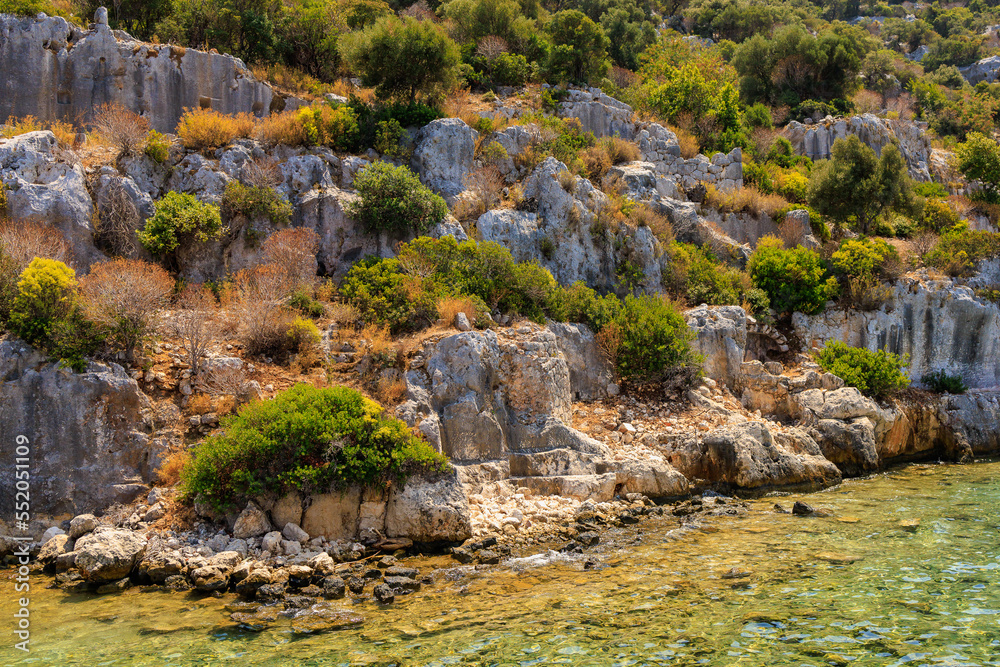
left=3, top=460, right=999, bottom=666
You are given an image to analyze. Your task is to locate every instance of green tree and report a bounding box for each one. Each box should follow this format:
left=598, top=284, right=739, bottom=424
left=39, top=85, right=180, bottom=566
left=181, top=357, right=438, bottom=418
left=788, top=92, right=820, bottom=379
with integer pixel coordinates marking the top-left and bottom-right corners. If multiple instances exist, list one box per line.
left=545, top=10, right=610, bottom=84
left=600, top=6, right=656, bottom=71
left=347, top=161, right=448, bottom=235
left=278, top=0, right=344, bottom=82
left=343, top=16, right=461, bottom=103
left=955, top=132, right=1000, bottom=204
left=808, top=136, right=914, bottom=235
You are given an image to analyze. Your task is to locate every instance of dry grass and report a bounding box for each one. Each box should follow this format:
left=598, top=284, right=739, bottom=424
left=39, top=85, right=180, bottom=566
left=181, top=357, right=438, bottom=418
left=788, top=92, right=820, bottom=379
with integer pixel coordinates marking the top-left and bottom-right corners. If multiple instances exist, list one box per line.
left=558, top=169, right=577, bottom=192
left=262, top=227, right=320, bottom=289
left=436, top=295, right=478, bottom=327
left=176, top=108, right=255, bottom=151
left=2, top=114, right=76, bottom=147
left=241, top=156, right=283, bottom=188
left=155, top=450, right=191, bottom=487
left=252, top=63, right=329, bottom=98
left=93, top=103, right=149, bottom=158
left=704, top=184, right=788, bottom=219
left=375, top=376, right=408, bottom=405
left=581, top=145, right=612, bottom=180
left=254, top=109, right=308, bottom=147
left=669, top=124, right=700, bottom=159
left=454, top=166, right=504, bottom=222
left=851, top=89, right=883, bottom=115
left=231, top=263, right=296, bottom=357
left=750, top=127, right=780, bottom=160
left=632, top=205, right=674, bottom=243
left=187, top=393, right=214, bottom=414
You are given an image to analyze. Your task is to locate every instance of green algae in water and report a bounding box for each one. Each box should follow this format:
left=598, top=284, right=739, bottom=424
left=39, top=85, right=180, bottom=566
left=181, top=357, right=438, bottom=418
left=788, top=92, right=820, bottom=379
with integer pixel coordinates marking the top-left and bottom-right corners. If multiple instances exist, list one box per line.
left=2, top=461, right=1000, bottom=666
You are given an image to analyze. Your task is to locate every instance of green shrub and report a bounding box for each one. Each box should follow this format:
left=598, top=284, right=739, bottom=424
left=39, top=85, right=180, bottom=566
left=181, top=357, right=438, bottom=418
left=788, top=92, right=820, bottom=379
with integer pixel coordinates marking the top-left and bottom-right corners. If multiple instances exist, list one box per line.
left=920, top=198, right=961, bottom=232
left=8, top=258, right=99, bottom=371
left=921, top=370, right=968, bottom=394
left=374, top=119, right=409, bottom=159
left=289, top=288, right=325, bottom=318
left=347, top=161, right=447, bottom=235
left=180, top=384, right=450, bottom=511
left=287, top=316, right=321, bottom=351
left=748, top=236, right=839, bottom=315
left=298, top=104, right=360, bottom=150
left=924, top=223, right=1000, bottom=276
left=138, top=192, right=224, bottom=257
left=913, top=181, right=949, bottom=199
left=221, top=181, right=293, bottom=227
left=605, top=295, right=700, bottom=387
left=831, top=237, right=899, bottom=282
left=144, top=130, right=170, bottom=163
left=662, top=241, right=747, bottom=306
left=492, top=52, right=534, bottom=86
left=815, top=341, right=909, bottom=400
left=340, top=257, right=440, bottom=334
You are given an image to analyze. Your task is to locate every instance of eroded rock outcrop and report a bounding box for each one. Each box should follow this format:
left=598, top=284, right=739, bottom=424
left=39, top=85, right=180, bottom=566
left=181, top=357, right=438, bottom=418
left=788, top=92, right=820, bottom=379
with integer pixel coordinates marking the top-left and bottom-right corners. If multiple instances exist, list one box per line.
left=784, top=114, right=933, bottom=181
left=557, top=86, right=635, bottom=139
left=0, top=12, right=274, bottom=132
left=478, top=156, right=663, bottom=294
left=0, top=130, right=100, bottom=265
left=0, top=340, right=167, bottom=517
left=793, top=279, right=1000, bottom=389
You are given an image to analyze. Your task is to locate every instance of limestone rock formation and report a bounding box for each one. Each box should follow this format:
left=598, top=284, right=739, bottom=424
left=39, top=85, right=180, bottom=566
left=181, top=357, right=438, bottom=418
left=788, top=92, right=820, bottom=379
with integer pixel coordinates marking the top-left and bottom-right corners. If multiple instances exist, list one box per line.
left=477, top=156, right=662, bottom=294
left=959, top=55, right=1000, bottom=84
left=384, top=472, right=473, bottom=543
left=0, top=12, right=274, bottom=132
left=74, top=528, right=147, bottom=582
left=636, top=123, right=743, bottom=191
left=784, top=114, right=933, bottom=181
left=685, top=305, right=749, bottom=390
left=402, top=325, right=609, bottom=462
left=662, top=422, right=842, bottom=491
left=557, top=86, right=635, bottom=138
left=0, top=340, right=166, bottom=517
left=411, top=118, right=478, bottom=201
left=793, top=279, right=1000, bottom=388
left=0, top=130, right=99, bottom=265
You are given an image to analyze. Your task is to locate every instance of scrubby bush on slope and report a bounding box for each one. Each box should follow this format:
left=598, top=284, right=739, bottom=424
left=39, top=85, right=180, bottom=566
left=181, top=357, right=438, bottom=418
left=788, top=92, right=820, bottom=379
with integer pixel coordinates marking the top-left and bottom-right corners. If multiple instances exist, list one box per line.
left=181, top=383, right=450, bottom=512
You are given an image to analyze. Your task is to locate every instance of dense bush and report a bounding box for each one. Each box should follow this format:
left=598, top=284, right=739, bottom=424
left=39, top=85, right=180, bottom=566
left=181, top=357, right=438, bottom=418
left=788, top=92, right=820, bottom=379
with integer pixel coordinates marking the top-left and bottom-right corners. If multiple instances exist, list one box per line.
left=921, top=370, right=968, bottom=394
left=347, top=161, right=448, bottom=235
left=138, top=192, right=225, bottom=259
left=815, top=341, right=909, bottom=400
left=605, top=295, right=700, bottom=387
left=662, top=241, right=747, bottom=307
left=180, top=384, right=450, bottom=511
left=748, top=236, right=839, bottom=315
left=221, top=181, right=293, bottom=227
left=8, top=258, right=98, bottom=371
left=342, top=236, right=700, bottom=387
left=924, top=224, right=1000, bottom=276
left=955, top=132, right=1000, bottom=204
left=144, top=130, right=170, bottom=163
left=297, top=104, right=360, bottom=150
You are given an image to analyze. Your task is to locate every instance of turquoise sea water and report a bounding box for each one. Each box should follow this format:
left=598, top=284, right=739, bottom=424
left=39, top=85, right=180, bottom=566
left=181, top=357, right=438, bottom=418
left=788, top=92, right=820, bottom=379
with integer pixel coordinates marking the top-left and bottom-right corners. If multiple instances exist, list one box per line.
left=2, top=460, right=999, bottom=666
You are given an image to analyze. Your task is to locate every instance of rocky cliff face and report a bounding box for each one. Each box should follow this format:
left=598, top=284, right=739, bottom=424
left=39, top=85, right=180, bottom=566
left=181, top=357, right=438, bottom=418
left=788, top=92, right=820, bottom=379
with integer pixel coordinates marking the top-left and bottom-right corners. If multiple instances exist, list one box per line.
left=784, top=114, right=933, bottom=181
left=793, top=278, right=1000, bottom=389
left=0, top=12, right=274, bottom=132
left=0, top=340, right=170, bottom=517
